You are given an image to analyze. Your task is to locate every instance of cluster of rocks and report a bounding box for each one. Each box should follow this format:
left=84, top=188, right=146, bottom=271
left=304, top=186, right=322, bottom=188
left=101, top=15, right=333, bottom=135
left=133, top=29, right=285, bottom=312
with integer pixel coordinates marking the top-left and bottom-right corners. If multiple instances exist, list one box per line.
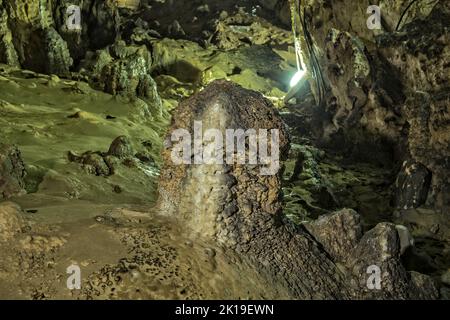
left=305, top=209, right=437, bottom=299
left=0, top=0, right=289, bottom=97
left=79, top=40, right=162, bottom=110
left=68, top=135, right=155, bottom=177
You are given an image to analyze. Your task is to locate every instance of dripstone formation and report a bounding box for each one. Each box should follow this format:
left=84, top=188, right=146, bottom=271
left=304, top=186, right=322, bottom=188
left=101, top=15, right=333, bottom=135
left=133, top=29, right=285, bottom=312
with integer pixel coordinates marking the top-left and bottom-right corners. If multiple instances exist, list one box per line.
left=157, top=80, right=438, bottom=299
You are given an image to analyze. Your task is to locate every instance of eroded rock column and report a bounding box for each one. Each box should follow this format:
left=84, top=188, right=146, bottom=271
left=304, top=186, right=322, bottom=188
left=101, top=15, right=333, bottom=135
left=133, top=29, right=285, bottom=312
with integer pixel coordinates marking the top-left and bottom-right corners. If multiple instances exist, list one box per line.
left=157, top=80, right=439, bottom=299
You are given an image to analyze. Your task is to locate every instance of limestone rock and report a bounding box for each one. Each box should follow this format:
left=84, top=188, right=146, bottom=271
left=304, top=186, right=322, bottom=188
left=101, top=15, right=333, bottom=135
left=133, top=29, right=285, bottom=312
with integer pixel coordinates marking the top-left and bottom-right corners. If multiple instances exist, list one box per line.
left=0, top=143, right=27, bottom=200
left=2, top=1, right=73, bottom=75
left=377, top=3, right=450, bottom=212
left=211, top=10, right=291, bottom=50
left=53, top=0, right=119, bottom=62
left=0, top=201, right=24, bottom=242
left=395, top=160, right=431, bottom=210
left=68, top=136, right=138, bottom=176
left=41, top=27, right=73, bottom=76
left=157, top=81, right=354, bottom=299
left=347, top=223, right=438, bottom=299
left=280, top=0, right=449, bottom=213
left=305, top=208, right=363, bottom=263
left=108, top=136, right=134, bottom=159
left=0, top=9, right=19, bottom=66
left=84, top=42, right=161, bottom=109
left=68, top=151, right=112, bottom=177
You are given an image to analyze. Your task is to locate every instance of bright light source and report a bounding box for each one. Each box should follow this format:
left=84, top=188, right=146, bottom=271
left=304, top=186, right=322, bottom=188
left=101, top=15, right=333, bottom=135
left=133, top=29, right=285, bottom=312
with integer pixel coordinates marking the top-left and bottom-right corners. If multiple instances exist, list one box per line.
left=290, top=68, right=306, bottom=88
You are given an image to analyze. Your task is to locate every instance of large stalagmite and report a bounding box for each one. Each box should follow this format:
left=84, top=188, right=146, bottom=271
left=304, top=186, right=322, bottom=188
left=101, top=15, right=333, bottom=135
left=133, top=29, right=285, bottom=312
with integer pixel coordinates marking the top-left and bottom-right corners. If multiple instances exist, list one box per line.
left=157, top=80, right=438, bottom=299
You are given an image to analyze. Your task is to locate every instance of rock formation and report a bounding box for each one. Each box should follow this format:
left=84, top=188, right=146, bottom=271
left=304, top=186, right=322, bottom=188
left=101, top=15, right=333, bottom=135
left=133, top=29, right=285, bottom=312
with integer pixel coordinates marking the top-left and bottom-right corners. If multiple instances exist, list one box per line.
left=0, top=201, right=24, bottom=242
left=0, top=143, right=26, bottom=200
left=157, top=80, right=438, bottom=299
left=272, top=0, right=450, bottom=213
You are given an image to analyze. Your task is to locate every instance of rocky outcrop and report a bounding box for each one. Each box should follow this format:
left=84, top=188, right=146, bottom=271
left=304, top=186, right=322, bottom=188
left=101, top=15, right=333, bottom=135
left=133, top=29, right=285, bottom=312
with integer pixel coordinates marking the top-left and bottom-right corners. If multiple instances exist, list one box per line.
left=40, top=27, right=73, bottom=76
left=395, top=160, right=432, bottom=210
left=304, top=209, right=437, bottom=299
left=78, top=40, right=162, bottom=112
left=108, top=136, right=135, bottom=159
left=377, top=4, right=450, bottom=211
left=53, top=0, right=119, bottom=63
left=68, top=136, right=136, bottom=177
left=68, top=135, right=156, bottom=177
left=347, top=222, right=438, bottom=299
left=273, top=0, right=449, bottom=213
left=0, top=143, right=26, bottom=200
left=158, top=80, right=348, bottom=299
left=1, top=0, right=73, bottom=75
left=304, top=208, right=363, bottom=263
left=0, top=9, right=19, bottom=66
left=157, top=81, right=438, bottom=299
left=0, top=0, right=120, bottom=73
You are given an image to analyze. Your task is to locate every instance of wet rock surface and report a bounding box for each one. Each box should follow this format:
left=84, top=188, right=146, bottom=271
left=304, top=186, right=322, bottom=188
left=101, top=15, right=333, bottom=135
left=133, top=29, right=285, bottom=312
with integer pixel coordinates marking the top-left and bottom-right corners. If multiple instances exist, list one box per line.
left=0, top=143, right=26, bottom=200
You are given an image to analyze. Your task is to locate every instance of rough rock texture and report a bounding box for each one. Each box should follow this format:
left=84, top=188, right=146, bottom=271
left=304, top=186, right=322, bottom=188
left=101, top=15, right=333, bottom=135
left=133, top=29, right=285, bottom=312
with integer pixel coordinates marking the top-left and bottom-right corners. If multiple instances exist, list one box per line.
left=271, top=0, right=449, bottom=213
left=100, top=46, right=157, bottom=103
left=1, top=0, right=73, bottom=75
left=41, top=27, right=73, bottom=76
left=158, top=80, right=290, bottom=236
left=0, top=0, right=445, bottom=300
left=211, top=6, right=291, bottom=50
left=0, top=143, right=26, bottom=200
left=108, top=136, right=135, bottom=159
left=304, top=208, right=363, bottom=263
left=305, top=209, right=437, bottom=299
left=0, top=201, right=24, bottom=242
left=157, top=81, right=438, bottom=299
left=158, top=80, right=349, bottom=299
left=0, top=0, right=120, bottom=73
left=395, top=160, right=431, bottom=210
left=0, top=9, right=19, bottom=66
left=68, top=136, right=136, bottom=177
left=377, top=4, right=450, bottom=211
left=347, top=223, right=438, bottom=299
left=53, top=0, right=119, bottom=63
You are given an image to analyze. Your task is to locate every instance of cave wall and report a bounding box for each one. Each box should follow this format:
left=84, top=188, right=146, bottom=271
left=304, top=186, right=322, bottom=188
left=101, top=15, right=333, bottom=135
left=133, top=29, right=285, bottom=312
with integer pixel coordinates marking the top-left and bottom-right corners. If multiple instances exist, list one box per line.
left=266, top=0, right=449, bottom=213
